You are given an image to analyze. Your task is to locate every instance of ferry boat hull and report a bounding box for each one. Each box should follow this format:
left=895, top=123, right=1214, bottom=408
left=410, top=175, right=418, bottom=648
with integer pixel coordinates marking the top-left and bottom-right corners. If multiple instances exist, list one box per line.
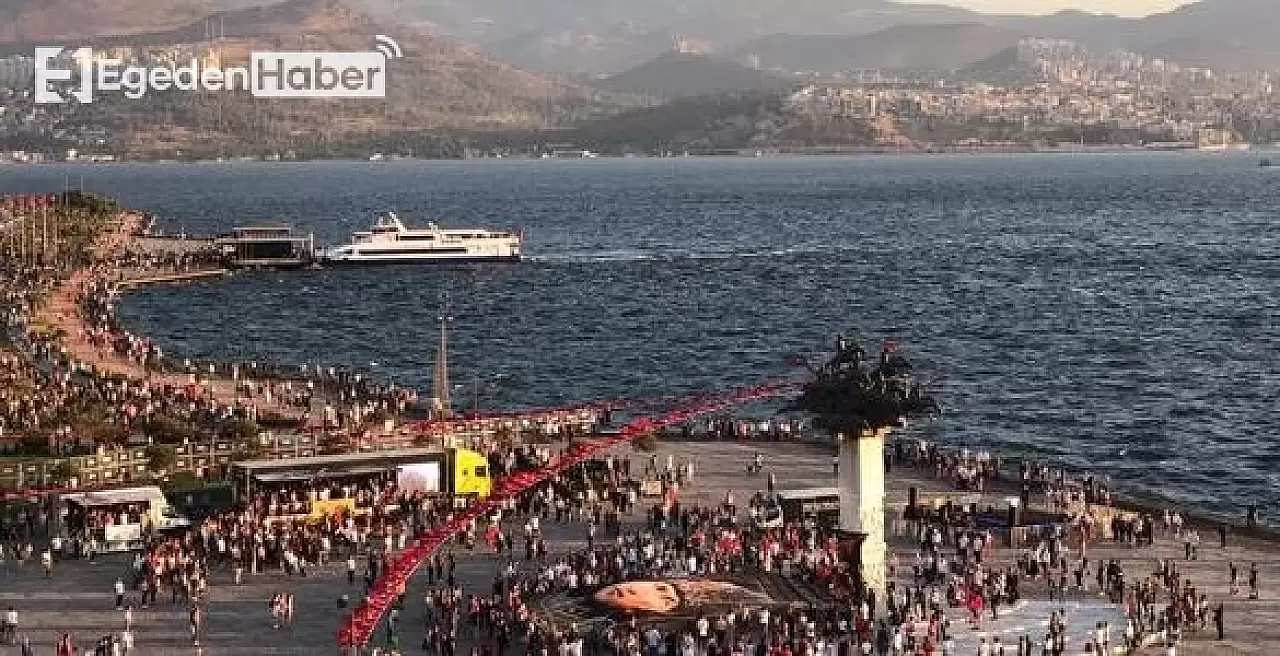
left=322, top=254, right=521, bottom=265
left=320, top=212, right=522, bottom=265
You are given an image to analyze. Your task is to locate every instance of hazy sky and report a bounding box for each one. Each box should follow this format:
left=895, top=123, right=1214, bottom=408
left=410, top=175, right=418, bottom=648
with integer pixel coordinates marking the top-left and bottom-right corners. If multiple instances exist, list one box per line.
left=901, top=0, right=1195, bottom=17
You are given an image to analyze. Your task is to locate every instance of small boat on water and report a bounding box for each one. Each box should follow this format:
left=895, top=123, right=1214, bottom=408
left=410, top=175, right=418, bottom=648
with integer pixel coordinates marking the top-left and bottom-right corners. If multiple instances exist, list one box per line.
left=1261, top=157, right=1274, bottom=168
left=321, top=212, right=522, bottom=264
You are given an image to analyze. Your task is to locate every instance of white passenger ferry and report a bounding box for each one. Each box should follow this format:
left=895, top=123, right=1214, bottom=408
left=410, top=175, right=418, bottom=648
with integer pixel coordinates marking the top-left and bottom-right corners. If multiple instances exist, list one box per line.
left=322, top=212, right=522, bottom=264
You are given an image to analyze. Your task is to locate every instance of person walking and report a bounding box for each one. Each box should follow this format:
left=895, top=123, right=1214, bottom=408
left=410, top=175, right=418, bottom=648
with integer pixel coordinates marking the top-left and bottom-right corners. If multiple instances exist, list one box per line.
left=56, top=633, right=73, bottom=656
left=1213, top=602, right=1224, bottom=640
left=270, top=593, right=283, bottom=629
left=2, top=607, right=16, bottom=644
left=114, top=578, right=126, bottom=610
left=188, top=603, right=202, bottom=647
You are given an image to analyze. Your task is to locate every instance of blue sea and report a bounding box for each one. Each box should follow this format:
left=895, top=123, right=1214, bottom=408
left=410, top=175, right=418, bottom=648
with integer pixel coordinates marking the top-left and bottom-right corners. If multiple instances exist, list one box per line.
left=2, top=153, right=1277, bottom=519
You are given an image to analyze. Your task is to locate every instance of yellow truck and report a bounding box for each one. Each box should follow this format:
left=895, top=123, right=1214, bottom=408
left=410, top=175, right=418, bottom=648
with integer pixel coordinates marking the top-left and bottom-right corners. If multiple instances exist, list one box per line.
left=231, top=446, right=492, bottom=508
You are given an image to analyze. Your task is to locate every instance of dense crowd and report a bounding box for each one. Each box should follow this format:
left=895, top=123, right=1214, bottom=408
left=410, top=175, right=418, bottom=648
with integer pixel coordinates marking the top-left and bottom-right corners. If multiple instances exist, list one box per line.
left=891, top=436, right=1245, bottom=654
left=0, top=426, right=1260, bottom=655
left=0, top=244, right=419, bottom=460
left=365, top=449, right=874, bottom=656
left=102, top=247, right=222, bottom=274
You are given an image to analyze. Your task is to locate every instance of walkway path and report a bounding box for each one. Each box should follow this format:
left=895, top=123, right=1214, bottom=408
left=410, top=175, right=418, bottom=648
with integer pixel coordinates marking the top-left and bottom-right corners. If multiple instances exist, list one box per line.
left=28, top=212, right=310, bottom=421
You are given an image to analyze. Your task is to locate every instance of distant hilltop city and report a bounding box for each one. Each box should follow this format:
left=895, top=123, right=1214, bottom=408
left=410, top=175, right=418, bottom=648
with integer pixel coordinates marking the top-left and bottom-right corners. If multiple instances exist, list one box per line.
left=0, top=0, right=1277, bottom=161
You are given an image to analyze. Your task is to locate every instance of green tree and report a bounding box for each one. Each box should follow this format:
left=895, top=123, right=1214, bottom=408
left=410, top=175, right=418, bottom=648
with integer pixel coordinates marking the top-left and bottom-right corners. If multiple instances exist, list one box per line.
left=145, top=415, right=198, bottom=444
left=222, top=419, right=260, bottom=443
left=146, top=444, right=179, bottom=475
left=167, top=471, right=200, bottom=491
left=48, top=460, right=80, bottom=485
left=238, top=436, right=267, bottom=460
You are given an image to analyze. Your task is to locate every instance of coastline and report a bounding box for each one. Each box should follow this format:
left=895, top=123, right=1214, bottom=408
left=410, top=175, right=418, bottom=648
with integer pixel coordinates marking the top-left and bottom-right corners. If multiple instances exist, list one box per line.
left=77, top=199, right=1273, bottom=542
left=94, top=235, right=1277, bottom=539
left=3, top=203, right=1277, bottom=652
left=657, top=429, right=1279, bottom=541
left=0, top=146, right=1267, bottom=166
left=42, top=203, right=1280, bottom=529
left=27, top=212, right=310, bottom=422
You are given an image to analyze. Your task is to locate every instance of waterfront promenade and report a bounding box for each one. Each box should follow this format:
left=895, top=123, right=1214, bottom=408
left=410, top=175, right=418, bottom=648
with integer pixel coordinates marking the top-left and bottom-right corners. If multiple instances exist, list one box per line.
left=1, top=438, right=1275, bottom=655
left=26, top=212, right=317, bottom=423
left=2, top=204, right=1272, bottom=654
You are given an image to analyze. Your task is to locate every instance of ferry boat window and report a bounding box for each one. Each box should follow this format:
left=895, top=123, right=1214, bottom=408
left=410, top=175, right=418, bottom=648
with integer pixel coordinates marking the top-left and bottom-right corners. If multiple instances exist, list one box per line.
left=358, top=247, right=470, bottom=255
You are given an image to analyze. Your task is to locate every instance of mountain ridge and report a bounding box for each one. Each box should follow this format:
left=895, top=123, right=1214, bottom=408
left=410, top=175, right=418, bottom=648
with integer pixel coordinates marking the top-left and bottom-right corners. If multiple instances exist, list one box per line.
left=0, top=0, right=641, bottom=157
left=731, top=24, right=1025, bottom=74
left=1, top=0, right=1275, bottom=75
left=595, top=51, right=793, bottom=99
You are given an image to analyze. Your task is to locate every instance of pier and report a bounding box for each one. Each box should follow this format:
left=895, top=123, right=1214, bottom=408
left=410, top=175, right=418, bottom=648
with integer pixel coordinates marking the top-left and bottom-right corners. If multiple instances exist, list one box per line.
left=213, top=225, right=316, bottom=269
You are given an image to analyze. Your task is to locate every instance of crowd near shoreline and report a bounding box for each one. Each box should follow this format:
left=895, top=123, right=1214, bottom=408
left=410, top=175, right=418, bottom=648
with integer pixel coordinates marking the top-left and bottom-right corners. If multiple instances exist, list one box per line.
left=0, top=198, right=1275, bottom=656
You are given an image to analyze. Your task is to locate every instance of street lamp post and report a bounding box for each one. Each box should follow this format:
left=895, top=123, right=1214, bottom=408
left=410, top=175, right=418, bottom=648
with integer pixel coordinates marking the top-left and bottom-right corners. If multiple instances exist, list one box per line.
left=467, top=373, right=505, bottom=417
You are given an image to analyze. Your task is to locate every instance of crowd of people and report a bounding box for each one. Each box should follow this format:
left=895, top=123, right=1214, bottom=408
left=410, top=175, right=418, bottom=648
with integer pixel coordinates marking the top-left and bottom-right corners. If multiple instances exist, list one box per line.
left=361, top=439, right=1161, bottom=656
left=890, top=436, right=1256, bottom=655
left=0, top=417, right=1266, bottom=655
left=101, top=247, right=222, bottom=275
left=0, top=229, right=422, bottom=463
left=0, top=203, right=1266, bottom=655
left=671, top=417, right=813, bottom=442
left=389, top=450, right=873, bottom=656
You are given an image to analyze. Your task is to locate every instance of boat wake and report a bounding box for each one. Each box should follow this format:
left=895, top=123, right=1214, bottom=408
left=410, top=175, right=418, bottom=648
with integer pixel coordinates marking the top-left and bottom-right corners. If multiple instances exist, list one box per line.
left=529, top=244, right=857, bottom=264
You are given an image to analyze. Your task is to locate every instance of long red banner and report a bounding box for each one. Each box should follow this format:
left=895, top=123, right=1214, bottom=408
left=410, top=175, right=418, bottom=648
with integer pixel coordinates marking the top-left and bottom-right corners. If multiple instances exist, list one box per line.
left=334, top=381, right=797, bottom=648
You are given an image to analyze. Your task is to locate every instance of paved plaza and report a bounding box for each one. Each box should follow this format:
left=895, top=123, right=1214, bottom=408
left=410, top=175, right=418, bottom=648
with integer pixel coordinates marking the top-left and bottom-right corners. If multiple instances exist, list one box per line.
left=945, top=599, right=1127, bottom=654
left=0, top=440, right=1277, bottom=654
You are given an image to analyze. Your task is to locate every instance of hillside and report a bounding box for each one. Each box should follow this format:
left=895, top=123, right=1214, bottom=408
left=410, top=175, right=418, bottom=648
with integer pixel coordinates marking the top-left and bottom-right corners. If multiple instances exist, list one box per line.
left=731, top=24, right=1025, bottom=75
left=1004, top=0, right=1280, bottom=71
left=0, top=0, right=253, bottom=42
left=11, top=0, right=1276, bottom=76
left=594, top=51, right=793, bottom=99
left=391, top=0, right=992, bottom=74
left=566, top=90, right=878, bottom=154
left=3, top=0, right=638, bottom=157
left=957, top=46, right=1038, bottom=85
left=392, top=0, right=1280, bottom=75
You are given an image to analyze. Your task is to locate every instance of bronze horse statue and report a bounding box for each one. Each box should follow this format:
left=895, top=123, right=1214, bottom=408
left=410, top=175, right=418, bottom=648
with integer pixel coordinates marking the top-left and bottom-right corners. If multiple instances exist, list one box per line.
left=787, top=335, right=938, bottom=434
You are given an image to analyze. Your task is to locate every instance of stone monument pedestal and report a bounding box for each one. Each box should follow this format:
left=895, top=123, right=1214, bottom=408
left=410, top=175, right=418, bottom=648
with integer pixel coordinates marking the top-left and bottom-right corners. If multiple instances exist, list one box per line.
left=837, top=427, right=890, bottom=596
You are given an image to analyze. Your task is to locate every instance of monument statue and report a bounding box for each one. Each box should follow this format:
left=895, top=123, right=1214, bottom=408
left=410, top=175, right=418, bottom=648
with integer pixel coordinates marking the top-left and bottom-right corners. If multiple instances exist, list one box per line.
left=786, top=335, right=938, bottom=602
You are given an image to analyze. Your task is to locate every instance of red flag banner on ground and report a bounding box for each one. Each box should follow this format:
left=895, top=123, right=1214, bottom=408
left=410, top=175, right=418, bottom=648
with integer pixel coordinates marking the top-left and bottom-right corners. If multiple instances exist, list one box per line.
left=335, top=381, right=800, bottom=648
